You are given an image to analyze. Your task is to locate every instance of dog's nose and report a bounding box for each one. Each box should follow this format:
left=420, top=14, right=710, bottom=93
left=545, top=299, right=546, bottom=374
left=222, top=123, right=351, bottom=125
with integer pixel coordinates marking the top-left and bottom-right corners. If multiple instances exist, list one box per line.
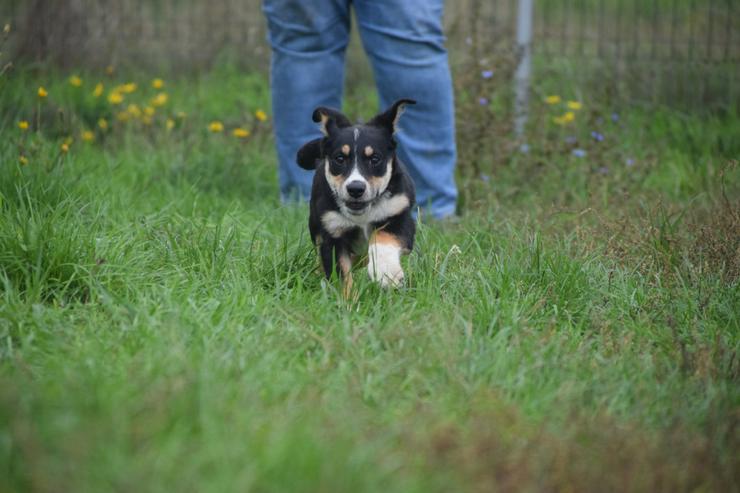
left=346, top=180, right=366, bottom=198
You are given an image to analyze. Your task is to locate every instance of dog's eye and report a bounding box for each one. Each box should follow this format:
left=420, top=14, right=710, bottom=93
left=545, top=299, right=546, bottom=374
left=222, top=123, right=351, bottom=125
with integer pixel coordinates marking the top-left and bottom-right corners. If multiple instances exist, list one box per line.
left=334, top=155, right=346, bottom=164
left=369, top=154, right=381, bottom=166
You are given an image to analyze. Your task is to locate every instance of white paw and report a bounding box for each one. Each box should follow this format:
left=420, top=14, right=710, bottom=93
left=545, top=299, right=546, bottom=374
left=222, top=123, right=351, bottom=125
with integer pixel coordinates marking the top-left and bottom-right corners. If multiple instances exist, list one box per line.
left=368, top=243, right=404, bottom=288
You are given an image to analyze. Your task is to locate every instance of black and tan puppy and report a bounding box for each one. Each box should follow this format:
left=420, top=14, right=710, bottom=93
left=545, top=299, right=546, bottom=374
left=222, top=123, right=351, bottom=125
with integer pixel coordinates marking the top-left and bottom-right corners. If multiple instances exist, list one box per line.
left=296, top=99, right=416, bottom=290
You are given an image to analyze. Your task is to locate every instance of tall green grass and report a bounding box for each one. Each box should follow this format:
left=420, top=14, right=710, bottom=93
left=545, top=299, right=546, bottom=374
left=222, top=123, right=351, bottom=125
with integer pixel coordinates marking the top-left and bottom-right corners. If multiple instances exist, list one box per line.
left=0, top=65, right=738, bottom=492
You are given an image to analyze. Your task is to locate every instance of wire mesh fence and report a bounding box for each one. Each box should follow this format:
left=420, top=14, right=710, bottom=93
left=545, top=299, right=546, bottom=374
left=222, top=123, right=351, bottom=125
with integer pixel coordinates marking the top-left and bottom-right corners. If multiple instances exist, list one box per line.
left=1, top=0, right=738, bottom=111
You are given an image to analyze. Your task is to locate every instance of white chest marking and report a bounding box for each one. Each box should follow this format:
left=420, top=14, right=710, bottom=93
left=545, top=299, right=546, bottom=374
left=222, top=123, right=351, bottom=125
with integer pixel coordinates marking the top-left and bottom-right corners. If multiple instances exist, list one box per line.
left=320, top=194, right=410, bottom=239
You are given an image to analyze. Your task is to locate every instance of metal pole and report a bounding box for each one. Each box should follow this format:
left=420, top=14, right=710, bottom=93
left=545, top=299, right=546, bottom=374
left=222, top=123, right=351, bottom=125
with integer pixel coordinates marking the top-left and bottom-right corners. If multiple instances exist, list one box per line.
left=514, top=0, right=534, bottom=138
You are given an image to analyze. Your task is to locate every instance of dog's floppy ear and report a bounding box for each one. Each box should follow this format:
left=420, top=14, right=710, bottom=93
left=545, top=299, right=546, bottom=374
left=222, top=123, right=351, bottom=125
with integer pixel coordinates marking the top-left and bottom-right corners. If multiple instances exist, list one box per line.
left=312, top=107, right=352, bottom=136
left=368, top=99, right=416, bottom=134
left=296, top=138, right=323, bottom=170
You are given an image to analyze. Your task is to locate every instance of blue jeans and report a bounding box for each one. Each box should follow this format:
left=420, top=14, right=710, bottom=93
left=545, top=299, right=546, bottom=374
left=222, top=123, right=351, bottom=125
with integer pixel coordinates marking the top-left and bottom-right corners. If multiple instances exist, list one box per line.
left=263, top=0, right=458, bottom=219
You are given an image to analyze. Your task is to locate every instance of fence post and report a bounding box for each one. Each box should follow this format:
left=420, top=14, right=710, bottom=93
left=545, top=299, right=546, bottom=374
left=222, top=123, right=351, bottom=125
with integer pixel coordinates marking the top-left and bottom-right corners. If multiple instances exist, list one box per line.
left=514, top=0, right=534, bottom=138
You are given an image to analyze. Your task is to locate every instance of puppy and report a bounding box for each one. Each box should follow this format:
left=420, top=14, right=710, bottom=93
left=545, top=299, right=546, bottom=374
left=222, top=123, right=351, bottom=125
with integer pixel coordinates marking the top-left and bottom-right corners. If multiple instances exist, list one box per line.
left=296, top=99, right=417, bottom=291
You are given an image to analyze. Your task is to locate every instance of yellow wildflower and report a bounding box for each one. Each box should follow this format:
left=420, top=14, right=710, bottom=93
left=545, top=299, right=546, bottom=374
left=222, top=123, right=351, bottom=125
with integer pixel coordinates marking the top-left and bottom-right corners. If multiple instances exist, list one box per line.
left=81, top=130, right=95, bottom=142
left=127, top=104, right=142, bottom=117
left=152, top=78, right=164, bottom=89
left=105, top=65, right=115, bottom=75
left=63, top=137, right=74, bottom=146
left=108, top=91, right=124, bottom=105
left=19, top=155, right=28, bottom=166
left=567, top=101, right=582, bottom=110
left=166, top=118, right=175, bottom=131
left=93, top=82, right=104, bottom=97
left=121, top=82, right=137, bottom=94
left=176, top=111, right=187, bottom=119
left=61, top=143, right=70, bottom=153
left=232, top=127, right=250, bottom=138
left=69, top=75, right=83, bottom=87
left=144, top=106, right=155, bottom=117
left=141, top=115, right=153, bottom=125
left=544, top=95, right=561, bottom=105
left=18, top=120, right=29, bottom=131
left=151, top=92, right=168, bottom=107
left=208, top=121, right=224, bottom=133
left=37, top=86, right=48, bottom=98
left=255, top=109, right=268, bottom=122
left=116, top=111, right=129, bottom=122
left=553, top=111, right=576, bottom=125
left=98, top=118, right=108, bottom=130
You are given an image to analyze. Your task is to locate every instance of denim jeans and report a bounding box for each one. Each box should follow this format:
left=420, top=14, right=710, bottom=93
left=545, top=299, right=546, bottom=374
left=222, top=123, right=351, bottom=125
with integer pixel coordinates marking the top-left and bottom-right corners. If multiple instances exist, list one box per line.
left=262, top=0, right=458, bottom=219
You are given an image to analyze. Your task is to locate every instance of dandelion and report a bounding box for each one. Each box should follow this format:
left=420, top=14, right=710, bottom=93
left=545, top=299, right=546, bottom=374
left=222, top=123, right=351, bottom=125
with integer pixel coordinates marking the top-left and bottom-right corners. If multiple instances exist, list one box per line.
left=255, top=109, right=268, bottom=122
left=208, top=121, right=224, bottom=133
left=567, top=101, right=582, bottom=110
left=81, top=130, right=94, bottom=142
left=18, top=120, right=29, bottom=131
left=116, top=111, right=129, bottom=122
left=232, top=127, right=250, bottom=138
left=143, top=106, right=155, bottom=117
left=61, top=142, right=70, bottom=153
left=126, top=104, right=142, bottom=117
left=544, top=95, right=561, bottom=105
left=166, top=118, right=175, bottom=131
left=105, top=65, right=115, bottom=75
left=98, top=118, right=108, bottom=130
left=19, top=155, right=28, bottom=165
left=481, top=70, right=494, bottom=79
left=478, top=97, right=489, bottom=106
left=93, top=82, right=104, bottom=98
left=572, top=148, right=587, bottom=158
left=151, top=92, right=168, bottom=107
left=108, top=91, right=124, bottom=105
left=553, top=111, right=575, bottom=125
left=120, top=82, right=137, bottom=94
left=141, top=115, right=153, bottom=125
left=69, top=75, right=83, bottom=87
left=176, top=111, right=187, bottom=119
left=152, top=78, right=165, bottom=89
left=37, top=86, right=48, bottom=98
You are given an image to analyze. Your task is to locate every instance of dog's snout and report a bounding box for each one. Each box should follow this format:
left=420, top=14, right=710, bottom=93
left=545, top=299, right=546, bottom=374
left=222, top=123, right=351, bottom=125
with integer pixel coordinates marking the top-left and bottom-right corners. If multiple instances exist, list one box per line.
left=346, top=180, right=366, bottom=198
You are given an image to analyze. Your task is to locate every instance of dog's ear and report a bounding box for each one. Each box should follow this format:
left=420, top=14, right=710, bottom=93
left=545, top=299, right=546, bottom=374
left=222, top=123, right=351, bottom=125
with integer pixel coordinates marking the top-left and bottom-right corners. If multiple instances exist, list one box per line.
left=296, top=138, right=323, bottom=170
left=368, top=99, right=416, bottom=134
left=312, top=107, right=352, bottom=136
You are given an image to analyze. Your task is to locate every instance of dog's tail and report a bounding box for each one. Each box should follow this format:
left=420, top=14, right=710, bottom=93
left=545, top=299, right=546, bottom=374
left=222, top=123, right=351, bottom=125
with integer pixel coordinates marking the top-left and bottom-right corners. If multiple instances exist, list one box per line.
left=296, top=138, right=322, bottom=170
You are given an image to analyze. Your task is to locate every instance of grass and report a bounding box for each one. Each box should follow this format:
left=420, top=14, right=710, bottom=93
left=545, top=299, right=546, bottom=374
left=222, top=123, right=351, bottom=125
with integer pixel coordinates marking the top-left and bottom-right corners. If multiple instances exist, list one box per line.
left=0, top=62, right=739, bottom=492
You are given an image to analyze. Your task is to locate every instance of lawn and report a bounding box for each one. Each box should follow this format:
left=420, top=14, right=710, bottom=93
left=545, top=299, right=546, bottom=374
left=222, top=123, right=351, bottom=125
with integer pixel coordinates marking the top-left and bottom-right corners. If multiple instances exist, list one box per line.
left=0, top=62, right=738, bottom=492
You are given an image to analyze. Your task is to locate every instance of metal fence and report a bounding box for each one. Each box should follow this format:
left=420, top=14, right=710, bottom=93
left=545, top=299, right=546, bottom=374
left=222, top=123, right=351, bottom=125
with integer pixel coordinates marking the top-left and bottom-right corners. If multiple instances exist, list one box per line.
left=2, top=0, right=738, bottom=111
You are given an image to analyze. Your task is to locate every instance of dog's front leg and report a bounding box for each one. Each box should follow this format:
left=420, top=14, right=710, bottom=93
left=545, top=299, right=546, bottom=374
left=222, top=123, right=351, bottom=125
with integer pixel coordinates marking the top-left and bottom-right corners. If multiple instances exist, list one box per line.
left=319, top=237, right=354, bottom=297
left=367, top=231, right=405, bottom=288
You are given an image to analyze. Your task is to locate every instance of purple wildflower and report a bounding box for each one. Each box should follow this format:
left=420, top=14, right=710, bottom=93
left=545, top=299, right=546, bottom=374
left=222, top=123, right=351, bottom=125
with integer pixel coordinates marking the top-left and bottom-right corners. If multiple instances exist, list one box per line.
left=478, top=97, right=489, bottom=106
left=572, top=148, right=587, bottom=158
left=611, top=112, right=619, bottom=122
left=564, top=135, right=577, bottom=144
left=480, top=173, right=491, bottom=183
left=625, top=158, right=635, bottom=167
left=519, top=143, right=530, bottom=154
left=591, top=131, right=605, bottom=142
left=481, top=70, right=494, bottom=79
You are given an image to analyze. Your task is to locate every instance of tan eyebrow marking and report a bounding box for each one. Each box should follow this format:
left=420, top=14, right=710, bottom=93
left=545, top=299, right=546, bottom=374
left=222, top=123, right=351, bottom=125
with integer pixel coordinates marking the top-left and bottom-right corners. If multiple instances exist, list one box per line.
left=364, top=145, right=374, bottom=157
left=341, top=144, right=350, bottom=155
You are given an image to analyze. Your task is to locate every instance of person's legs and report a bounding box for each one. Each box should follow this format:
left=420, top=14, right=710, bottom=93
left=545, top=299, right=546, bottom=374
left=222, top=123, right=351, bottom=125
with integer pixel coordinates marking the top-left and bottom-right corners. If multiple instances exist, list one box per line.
left=353, top=0, right=457, bottom=218
left=262, top=0, right=351, bottom=201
